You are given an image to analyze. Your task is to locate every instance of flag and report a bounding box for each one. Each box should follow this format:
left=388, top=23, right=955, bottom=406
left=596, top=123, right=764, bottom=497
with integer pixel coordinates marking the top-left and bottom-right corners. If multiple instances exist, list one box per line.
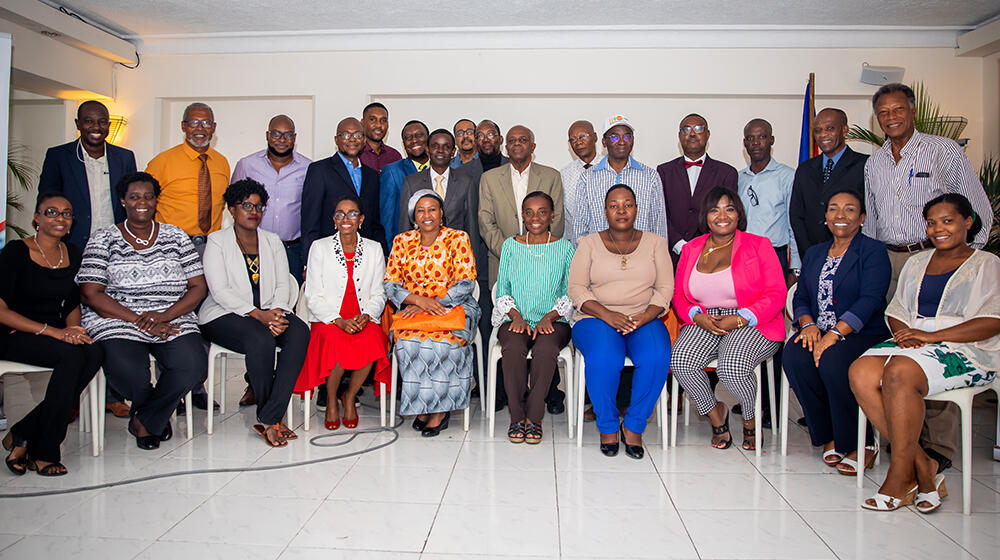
left=798, top=74, right=818, bottom=163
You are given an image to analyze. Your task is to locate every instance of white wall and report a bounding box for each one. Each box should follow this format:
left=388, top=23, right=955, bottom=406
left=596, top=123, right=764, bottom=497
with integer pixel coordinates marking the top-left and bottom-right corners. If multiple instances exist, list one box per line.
left=6, top=99, right=66, bottom=240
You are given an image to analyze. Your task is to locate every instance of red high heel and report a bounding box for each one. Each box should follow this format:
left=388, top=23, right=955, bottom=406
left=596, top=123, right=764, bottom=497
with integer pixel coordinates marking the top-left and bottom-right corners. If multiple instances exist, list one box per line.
left=324, top=394, right=340, bottom=430
left=342, top=395, right=359, bottom=429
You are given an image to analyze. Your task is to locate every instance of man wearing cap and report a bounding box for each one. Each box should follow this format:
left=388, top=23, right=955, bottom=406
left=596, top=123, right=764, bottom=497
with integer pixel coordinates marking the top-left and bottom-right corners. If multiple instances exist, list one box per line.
left=656, top=113, right=738, bottom=265
left=571, top=114, right=667, bottom=244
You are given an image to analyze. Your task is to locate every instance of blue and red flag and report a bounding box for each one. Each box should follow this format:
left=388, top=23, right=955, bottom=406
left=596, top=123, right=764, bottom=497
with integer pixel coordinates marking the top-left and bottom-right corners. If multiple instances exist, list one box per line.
left=798, top=74, right=818, bottom=163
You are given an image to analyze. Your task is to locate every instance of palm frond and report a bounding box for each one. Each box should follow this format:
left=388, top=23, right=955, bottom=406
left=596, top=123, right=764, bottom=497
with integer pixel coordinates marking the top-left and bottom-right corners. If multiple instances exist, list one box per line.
left=980, top=155, right=1000, bottom=256
left=846, top=81, right=965, bottom=147
left=846, top=125, right=884, bottom=146
left=6, top=143, right=39, bottom=240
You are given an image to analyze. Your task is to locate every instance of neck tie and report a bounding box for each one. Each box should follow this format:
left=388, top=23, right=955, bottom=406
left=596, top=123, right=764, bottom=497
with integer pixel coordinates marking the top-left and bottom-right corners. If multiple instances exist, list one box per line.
left=823, top=158, right=834, bottom=183
left=684, top=160, right=703, bottom=169
left=197, top=154, right=212, bottom=234
left=434, top=175, right=445, bottom=198
left=415, top=160, right=429, bottom=173
left=583, top=162, right=592, bottom=169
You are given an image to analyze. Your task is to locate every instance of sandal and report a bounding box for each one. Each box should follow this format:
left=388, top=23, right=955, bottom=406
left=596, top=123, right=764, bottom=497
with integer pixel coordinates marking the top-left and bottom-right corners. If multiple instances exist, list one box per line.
left=26, top=458, right=67, bottom=477
left=277, top=421, right=298, bottom=440
left=822, top=448, right=844, bottom=467
left=711, top=407, right=732, bottom=449
left=3, top=432, right=28, bottom=476
left=861, top=484, right=917, bottom=511
left=524, top=421, right=543, bottom=444
left=507, top=421, right=526, bottom=443
left=915, top=474, right=948, bottom=514
left=252, top=423, right=287, bottom=447
left=836, top=443, right=878, bottom=476
left=742, top=425, right=756, bottom=451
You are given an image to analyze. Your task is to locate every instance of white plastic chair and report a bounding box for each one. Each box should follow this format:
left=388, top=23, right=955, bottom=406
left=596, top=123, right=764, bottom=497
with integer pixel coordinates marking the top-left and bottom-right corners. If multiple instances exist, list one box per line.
left=780, top=283, right=797, bottom=456
left=485, top=282, right=575, bottom=439
left=575, top=355, right=670, bottom=449
left=0, top=361, right=101, bottom=456
left=856, top=378, right=1000, bottom=515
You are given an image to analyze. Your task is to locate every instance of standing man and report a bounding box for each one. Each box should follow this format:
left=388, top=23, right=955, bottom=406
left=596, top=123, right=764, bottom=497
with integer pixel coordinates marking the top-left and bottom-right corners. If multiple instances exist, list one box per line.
left=656, top=113, right=738, bottom=264
left=380, top=120, right=430, bottom=249
left=397, top=129, right=478, bottom=239
left=862, top=83, right=992, bottom=471
left=560, top=120, right=600, bottom=242
left=301, top=117, right=387, bottom=261
left=457, top=120, right=508, bottom=185
left=359, top=102, right=401, bottom=174
left=145, top=101, right=230, bottom=411
left=38, top=99, right=137, bottom=418
left=790, top=107, right=867, bottom=260
left=572, top=114, right=667, bottom=243
left=231, top=114, right=311, bottom=284
left=451, top=118, right=478, bottom=168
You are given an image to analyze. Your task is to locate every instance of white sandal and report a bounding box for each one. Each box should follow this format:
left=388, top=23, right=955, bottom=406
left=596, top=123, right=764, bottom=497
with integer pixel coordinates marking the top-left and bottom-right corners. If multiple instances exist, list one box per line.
left=915, top=475, right=948, bottom=514
left=822, top=449, right=844, bottom=467
left=837, top=443, right=878, bottom=476
left=861, top=485, right=917, bottom=511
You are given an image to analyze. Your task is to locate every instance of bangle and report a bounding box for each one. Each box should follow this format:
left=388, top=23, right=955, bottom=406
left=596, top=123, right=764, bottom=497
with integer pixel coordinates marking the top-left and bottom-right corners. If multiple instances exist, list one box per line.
left=799, top=322, right=816, bottom=330
left=830, top=327, right=846, bottom=341
left=35, top=324, right=48, bottom=335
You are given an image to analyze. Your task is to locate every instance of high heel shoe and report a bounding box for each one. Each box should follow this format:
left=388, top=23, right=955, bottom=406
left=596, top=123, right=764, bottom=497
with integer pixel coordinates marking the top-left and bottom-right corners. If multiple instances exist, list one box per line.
left=341, top=395, right=359, bottom=429
left=915, top=474, right=948, bottom=514
left=324, top=394, right=340, bottom=430
left=861, top=484, right=918, bottom=511
left=620, top=425, right=644, bottom=460
left=127, top=416, right=160, bottom=450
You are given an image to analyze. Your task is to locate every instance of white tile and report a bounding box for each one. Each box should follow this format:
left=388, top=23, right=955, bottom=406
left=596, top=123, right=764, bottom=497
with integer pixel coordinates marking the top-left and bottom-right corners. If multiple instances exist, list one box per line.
left=0, top=488, right=101, bottom=535
left=328, top=465, right=451, bottom=504
left=355, top=438, right=463, bottom=469
left=0, top=533, right=23, bottom=551
left=280, top=550, right=418, bottom=560
left=291, top=500, right=437, bottom=551
left=554, top=443, right=657, bottom=473
left=557, top=471, right=672, bottom=509
left=918, top=476, right=1000, bottom=514
left=33, top=489, right=206, bottom=540
left=0, top=535, right=150, bottom=559
left=127, top=456, right=245, bottom=495
left=134, top=541, right=283, bottom=560
left=662, top=472, right=790, bottom=510
left=558, top=506, right=698, bottom=558
left=801, top=510, right=976, bottom=560
left=442, top=468, right=557, bottom=507
left=159, top=495, right=321, bottom=546
left=921, top=512, right=1000, bottom=560
left=647, top=443, right=757, bottom=474
left=218, top=462, right=350, bottom=499
left=745, top=446, right=845, bottom=474
left=456, top=441, right=556, bottom=472
left=421, top=555, right=557, bottom=560
left=766, top=472, right=880, bottom=511
left=681, top=509, right=836, bottom=559
left=423, top=504, right=559, bottom=556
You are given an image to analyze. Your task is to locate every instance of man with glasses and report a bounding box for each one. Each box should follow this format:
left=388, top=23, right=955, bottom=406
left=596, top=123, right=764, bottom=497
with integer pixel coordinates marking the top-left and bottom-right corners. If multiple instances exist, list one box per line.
left=457, top=120, right=508, bottom=186
left=656, top=113, right=738, bottom=265
left=560, top=120, right=601, bottom=241
left=231, top=115, right=311, bottom=284
left=359, top=102, right=401, bottom=174
left=380, top=120, right=431, bottom=250
left=451, top=118, right=478, bottom=168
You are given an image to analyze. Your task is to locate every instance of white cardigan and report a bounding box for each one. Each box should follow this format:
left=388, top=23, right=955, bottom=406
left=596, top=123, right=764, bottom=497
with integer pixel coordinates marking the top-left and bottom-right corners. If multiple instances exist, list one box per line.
left=198, top=226, right=294, bottom=325
left=303, top=233, right=387, bottom=324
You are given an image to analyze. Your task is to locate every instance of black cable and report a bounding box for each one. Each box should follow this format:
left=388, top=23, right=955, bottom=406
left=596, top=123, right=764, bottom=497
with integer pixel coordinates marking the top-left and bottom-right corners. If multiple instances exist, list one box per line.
left=54, top=4, right=140, bottom=69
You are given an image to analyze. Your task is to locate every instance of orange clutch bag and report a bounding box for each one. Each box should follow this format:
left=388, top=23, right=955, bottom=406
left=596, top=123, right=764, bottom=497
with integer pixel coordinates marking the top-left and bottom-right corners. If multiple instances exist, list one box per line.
left=390, top=306, right=466, bottom=332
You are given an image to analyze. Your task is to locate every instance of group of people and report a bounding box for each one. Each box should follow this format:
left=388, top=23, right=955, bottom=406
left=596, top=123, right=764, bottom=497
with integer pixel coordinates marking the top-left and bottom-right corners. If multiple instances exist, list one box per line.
left=1, top=83, right=997, bottom=515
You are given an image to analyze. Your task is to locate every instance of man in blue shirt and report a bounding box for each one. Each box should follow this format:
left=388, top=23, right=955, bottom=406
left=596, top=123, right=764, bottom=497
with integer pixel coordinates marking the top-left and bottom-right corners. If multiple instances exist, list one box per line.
left=380, top=120, right=430, bottom=249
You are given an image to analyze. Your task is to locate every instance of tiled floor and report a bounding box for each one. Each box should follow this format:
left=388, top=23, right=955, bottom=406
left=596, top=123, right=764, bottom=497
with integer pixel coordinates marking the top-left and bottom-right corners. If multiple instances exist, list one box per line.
left=1, top=367, right=999, bottom=559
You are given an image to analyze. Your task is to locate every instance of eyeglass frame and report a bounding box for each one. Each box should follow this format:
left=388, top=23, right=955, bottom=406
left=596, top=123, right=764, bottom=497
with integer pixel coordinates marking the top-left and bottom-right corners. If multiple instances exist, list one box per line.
left=679, top=124, right=707, bottom=135
left=337, top=131, right=364, bottom=141
left=183, top=119, right=216, bottom=129
left=267, top=130, right=296, bottom=141
left=41, top=208, right=75, bottom=219
left=237, top=201, right=266, bottom=213
left=333, top=210, right=362, bottom=220
left=606, top=132, right=634, bottom=144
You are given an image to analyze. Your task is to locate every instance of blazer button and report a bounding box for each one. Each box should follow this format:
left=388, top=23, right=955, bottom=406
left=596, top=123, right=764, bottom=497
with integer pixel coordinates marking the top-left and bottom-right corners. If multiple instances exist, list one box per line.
left=688, top=208, right=695, bottom=213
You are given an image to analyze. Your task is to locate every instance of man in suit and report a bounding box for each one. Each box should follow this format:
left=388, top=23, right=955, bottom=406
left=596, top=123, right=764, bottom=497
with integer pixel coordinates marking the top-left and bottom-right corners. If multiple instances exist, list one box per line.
left=301, top=117, right=387, bottom=263
left=398, top=129, right=478, bottom=241
left=37, top=100, right=137, bottom=418
left=656, top=113, right=738, bottom=265
left=790, top=107, right=867, bottom=261
left=380, top=120, right=430, bottom=250
left=457, top=119, right=508, bottom=185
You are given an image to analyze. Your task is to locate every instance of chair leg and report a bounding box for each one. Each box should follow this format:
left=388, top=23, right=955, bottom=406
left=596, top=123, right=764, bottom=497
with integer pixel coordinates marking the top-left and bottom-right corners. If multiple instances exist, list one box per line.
left=380, top=382, right=387, bottom=427
left=219, top=353, right=227, bottom=415
left=207, top=355, right=215, bottom=436
left=303, top=389, right=311, bottom=431
left=185, top=392, right=194, bottom=440
left=754, top=364, right=762, bottom=458
left=89, top=375, right=100, bottom=457
left=390, top=359, right=397, bottom=427
left=475, top=337, right=486, bottom=415
left=97, top=369, right=106, bottom=451
left=576, top=357, right=586, bottom=447
left=286, top=397, right=294, bottom=428
left=856, top=407, right=867, bottom=489
left=670, top=377, right=680, bottom=447
left=994, top=386, right=1000, bottom=462
left=660, top=384, right=669, bottom=449
left=565, top=352, right=574, bottom=440
left=780, top=368, right=790, bottom=456
left=960, top=399, right=973, bottom=515
left=767, top=358, right=778, bottom=437
left=488, top=348, right=497, bottom=439
left=464, top=404, right=470, bottom=431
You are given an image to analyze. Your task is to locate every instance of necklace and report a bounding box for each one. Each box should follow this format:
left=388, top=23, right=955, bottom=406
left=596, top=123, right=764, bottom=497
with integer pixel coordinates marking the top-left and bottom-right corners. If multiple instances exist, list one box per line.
left=526, top=231, right=551, bottom=258
left=609, top=230, right=637, bottom=270
left=245, top=255, right=260, bottom=284
left=124, top=220, right=155, bottom=246
left=702, top=236, right=734, bottom=260
left=33, top=236, right=64, bottom=269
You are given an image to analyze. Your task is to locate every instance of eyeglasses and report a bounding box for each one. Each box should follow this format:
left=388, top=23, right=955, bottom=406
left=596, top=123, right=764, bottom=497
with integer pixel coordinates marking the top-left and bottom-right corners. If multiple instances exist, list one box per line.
left=475, top=132, right=498, bottom=141
left=455, top=128, right=475, bottom=137
left=680, top=124, right=707, bottom=134
left=333, top=210, right=361, bottom=220
left=746, top=185, right=759, bottom=207
left=569, top=132, right=594, bottom=144
left=184, top=120, right=215, bottom=129
left=267, top=130, right=295, bottom=140
left=507, top=136, right=532, bottom=146
left=42, top=208, right=74, bottom=219
left=607, top=132, right=633, bottom=144
left=337, top=131, right=364, bottom=141
left=238, top=201, right=265, bottom=213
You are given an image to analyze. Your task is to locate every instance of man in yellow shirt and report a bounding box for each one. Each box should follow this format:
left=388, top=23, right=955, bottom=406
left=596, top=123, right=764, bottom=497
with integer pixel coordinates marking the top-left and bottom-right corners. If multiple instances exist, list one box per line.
left=146, top=102, right=231, bottom=248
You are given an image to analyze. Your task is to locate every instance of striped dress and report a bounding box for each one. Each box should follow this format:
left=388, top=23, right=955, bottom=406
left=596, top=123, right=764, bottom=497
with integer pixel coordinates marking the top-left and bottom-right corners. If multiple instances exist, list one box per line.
left=492, top=237, right=575, bottom=328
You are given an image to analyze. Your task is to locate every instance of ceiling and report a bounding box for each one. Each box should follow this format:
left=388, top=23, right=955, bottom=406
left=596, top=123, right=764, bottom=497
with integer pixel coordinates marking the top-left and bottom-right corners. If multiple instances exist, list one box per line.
left=40, top=0, right=1000, bottom=37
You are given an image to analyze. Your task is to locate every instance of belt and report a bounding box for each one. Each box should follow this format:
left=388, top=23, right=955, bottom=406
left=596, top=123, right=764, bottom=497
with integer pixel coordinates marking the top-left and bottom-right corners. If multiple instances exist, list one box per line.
left=189, top=234, right=207, bottom=246
left=282, top=237, right=301, bottom=248
left=885, top=239, right=933, bottom=253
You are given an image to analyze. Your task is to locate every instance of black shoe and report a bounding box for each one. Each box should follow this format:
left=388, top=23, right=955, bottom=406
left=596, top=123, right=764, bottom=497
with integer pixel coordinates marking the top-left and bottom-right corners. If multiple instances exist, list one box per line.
left=316, top=390, right=327, bottom=410
left=546, top=400, right=566, bottom=415
left=127, top=417, right=160, bottom=450
left=190, top=393, right=219, bottom=411
left=761, top=414, right=772, bottom=430
left=923, top=447, right=953, bottom=473
left=620, top=425, right=644, bottom=460
left=176, top=400, right=186, bottom=415
left=796, top=416, right=808, bottom=427
left=412, top=417, right=427, bottom=431
left=600, top=438, right=619, bottom=457
left=159, top=422, right=173, bottom=442
left=421, top=411, right=450, bottom=437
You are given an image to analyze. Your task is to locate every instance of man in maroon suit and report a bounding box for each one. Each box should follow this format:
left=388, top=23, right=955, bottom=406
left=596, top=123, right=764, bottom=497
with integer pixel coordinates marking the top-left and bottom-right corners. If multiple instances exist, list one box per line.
left=656, top=113, right=738, bottom=264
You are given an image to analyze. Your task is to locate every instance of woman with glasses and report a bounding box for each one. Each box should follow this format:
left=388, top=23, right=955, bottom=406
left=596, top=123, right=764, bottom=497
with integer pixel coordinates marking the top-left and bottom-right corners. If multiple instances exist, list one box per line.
left=199, top=179, right=310, bottom=447
left=297, top=194, right=389, bottom=431
left=1, top=193, right=102, bottom=476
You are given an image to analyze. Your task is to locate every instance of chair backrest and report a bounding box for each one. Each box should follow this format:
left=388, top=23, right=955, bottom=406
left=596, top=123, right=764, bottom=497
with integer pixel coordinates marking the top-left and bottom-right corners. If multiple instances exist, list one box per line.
left=490, top=282, right=497, bottom=305
left=785, top=282, right=797, bottom=319
left=287, top=273, right=300, bottom=309
left=472, top=279, right=480, bottom=301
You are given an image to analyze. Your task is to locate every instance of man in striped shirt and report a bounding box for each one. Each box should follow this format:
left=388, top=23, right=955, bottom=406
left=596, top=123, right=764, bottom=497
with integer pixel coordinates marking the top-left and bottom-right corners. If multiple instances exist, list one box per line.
left=560, top=120, right=601, bottom=241
left=861, top=82, right=993, bottom=472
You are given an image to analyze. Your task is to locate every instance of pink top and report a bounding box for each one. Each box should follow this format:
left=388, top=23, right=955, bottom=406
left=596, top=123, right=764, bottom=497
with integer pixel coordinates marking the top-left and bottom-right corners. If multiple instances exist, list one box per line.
left=689, top=267, right=738, bottom=309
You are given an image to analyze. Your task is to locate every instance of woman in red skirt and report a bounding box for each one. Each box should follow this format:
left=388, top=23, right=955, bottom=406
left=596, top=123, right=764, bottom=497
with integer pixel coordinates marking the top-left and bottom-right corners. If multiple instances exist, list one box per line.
left=297, top=194, right=389, bottom=429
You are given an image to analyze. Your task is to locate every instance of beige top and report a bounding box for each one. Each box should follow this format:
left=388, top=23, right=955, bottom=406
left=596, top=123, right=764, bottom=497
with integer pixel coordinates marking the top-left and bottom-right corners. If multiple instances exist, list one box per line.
left=568, top=231, right=674, bottom=321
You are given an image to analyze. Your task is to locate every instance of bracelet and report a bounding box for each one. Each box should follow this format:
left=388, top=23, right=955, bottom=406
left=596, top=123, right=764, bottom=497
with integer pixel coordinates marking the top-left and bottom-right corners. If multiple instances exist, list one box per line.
left=830, top=327, right=846, bottom=341
left=798, top=322, right=816, bottom=330
left=35, top=324, right=48, bottom=335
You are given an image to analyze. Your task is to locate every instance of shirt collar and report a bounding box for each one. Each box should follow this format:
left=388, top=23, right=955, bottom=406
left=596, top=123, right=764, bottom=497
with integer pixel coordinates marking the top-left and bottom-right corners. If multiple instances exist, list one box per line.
left=431, top=166, right=449, bottom=181
left=822, top=145, right=847, bottom=168
left=181, top=142, right=213, bottom=161
left=684, top=154, right=706, bottom=165
left=740, top=157, right=780, bottom=176
left=337, top=151, right=361, bottom=170
left=511, top=163, right=531, bottom=179
left=411, top=158, right=429, bottom=172
left=879, top=130, right=923, bottom=157
left=594, top=154, right=642, bottom=172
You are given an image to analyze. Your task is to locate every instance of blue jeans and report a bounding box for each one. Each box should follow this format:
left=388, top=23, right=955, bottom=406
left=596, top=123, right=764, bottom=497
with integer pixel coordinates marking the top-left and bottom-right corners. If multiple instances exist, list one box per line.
left=572, top=318, right=671, bottom=434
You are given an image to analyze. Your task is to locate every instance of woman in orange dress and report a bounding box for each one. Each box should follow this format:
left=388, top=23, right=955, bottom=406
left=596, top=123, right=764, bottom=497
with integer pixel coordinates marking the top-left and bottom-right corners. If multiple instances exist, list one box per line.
left=384, top=190, right=480, bottom=437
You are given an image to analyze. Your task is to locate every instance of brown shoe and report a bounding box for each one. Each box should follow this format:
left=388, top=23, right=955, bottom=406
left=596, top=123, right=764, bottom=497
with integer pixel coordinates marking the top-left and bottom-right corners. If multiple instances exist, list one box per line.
left=105, top=401, right=131, bottom=418
left=239, top=385, right=256, bottom=407
left=583, top=406, right=596, bottom=423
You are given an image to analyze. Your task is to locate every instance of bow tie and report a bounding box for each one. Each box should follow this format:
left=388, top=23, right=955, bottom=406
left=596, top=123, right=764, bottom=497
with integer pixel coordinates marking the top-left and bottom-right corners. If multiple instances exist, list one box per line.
left=684, top=160, right=704, bottom=169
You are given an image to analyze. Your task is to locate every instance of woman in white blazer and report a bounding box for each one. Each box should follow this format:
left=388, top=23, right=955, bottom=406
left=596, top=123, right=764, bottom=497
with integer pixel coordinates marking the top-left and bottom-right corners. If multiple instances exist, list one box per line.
left=199, top=179, right=310, bottom=447
left=297, top=193, right=390, bottom=430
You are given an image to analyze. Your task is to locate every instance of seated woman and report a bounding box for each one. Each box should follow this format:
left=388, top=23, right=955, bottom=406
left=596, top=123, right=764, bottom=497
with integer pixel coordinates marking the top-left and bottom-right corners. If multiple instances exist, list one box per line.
left=1, top=193, right=102, bottom=476
left=297, top=194, right=389, bottom=430
left=671, top=186, right=786, bottom=451
left=199, top=179, right=310, bottom=447
left=783, top=188, right=890, bottom=473
left=493, top=191, right=574, bottom=444
left=569, top=184, right=673, bottom=459
left=384, top=190, right=480, bottom=437
left=850, top=193, right=1000, bottom=513
left=77, top=172, right=208, bottom=451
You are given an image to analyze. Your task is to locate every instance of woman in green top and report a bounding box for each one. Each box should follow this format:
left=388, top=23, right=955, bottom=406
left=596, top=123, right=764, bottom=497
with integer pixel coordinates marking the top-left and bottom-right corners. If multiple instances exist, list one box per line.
left=493, top=191, right=575, bottom=443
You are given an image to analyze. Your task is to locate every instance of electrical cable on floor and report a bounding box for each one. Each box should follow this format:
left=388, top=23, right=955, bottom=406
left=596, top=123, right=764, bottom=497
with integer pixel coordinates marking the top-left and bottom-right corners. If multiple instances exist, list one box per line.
left=0, top=402, right=404, bottom=499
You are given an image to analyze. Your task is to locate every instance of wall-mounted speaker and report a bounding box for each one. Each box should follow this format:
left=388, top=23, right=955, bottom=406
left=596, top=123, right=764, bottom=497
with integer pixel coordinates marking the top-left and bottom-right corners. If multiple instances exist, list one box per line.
left=860, top=63, right=905, bottom=86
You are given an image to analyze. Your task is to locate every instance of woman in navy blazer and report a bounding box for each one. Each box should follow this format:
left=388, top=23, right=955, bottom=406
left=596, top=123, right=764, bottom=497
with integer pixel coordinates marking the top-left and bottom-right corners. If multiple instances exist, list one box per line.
left=783, top=188, right=890, bottom=474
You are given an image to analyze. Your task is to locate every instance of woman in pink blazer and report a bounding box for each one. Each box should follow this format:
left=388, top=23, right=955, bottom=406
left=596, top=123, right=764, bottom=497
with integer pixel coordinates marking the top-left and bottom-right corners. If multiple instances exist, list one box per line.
left=671, top=187, right=787, bottom=450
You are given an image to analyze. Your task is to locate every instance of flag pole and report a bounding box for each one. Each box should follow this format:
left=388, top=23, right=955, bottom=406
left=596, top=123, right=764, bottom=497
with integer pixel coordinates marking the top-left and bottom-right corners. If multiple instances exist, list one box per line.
left=808, top=72, right=817, bottom=157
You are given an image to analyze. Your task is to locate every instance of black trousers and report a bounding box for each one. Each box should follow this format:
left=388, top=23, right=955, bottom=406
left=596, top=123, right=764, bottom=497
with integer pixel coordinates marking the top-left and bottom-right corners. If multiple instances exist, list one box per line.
left=200, top=313, right=309, bottom=425
left=100, top=334, right=207, bottom=435
left=1, top=332, right=103, bottom=462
